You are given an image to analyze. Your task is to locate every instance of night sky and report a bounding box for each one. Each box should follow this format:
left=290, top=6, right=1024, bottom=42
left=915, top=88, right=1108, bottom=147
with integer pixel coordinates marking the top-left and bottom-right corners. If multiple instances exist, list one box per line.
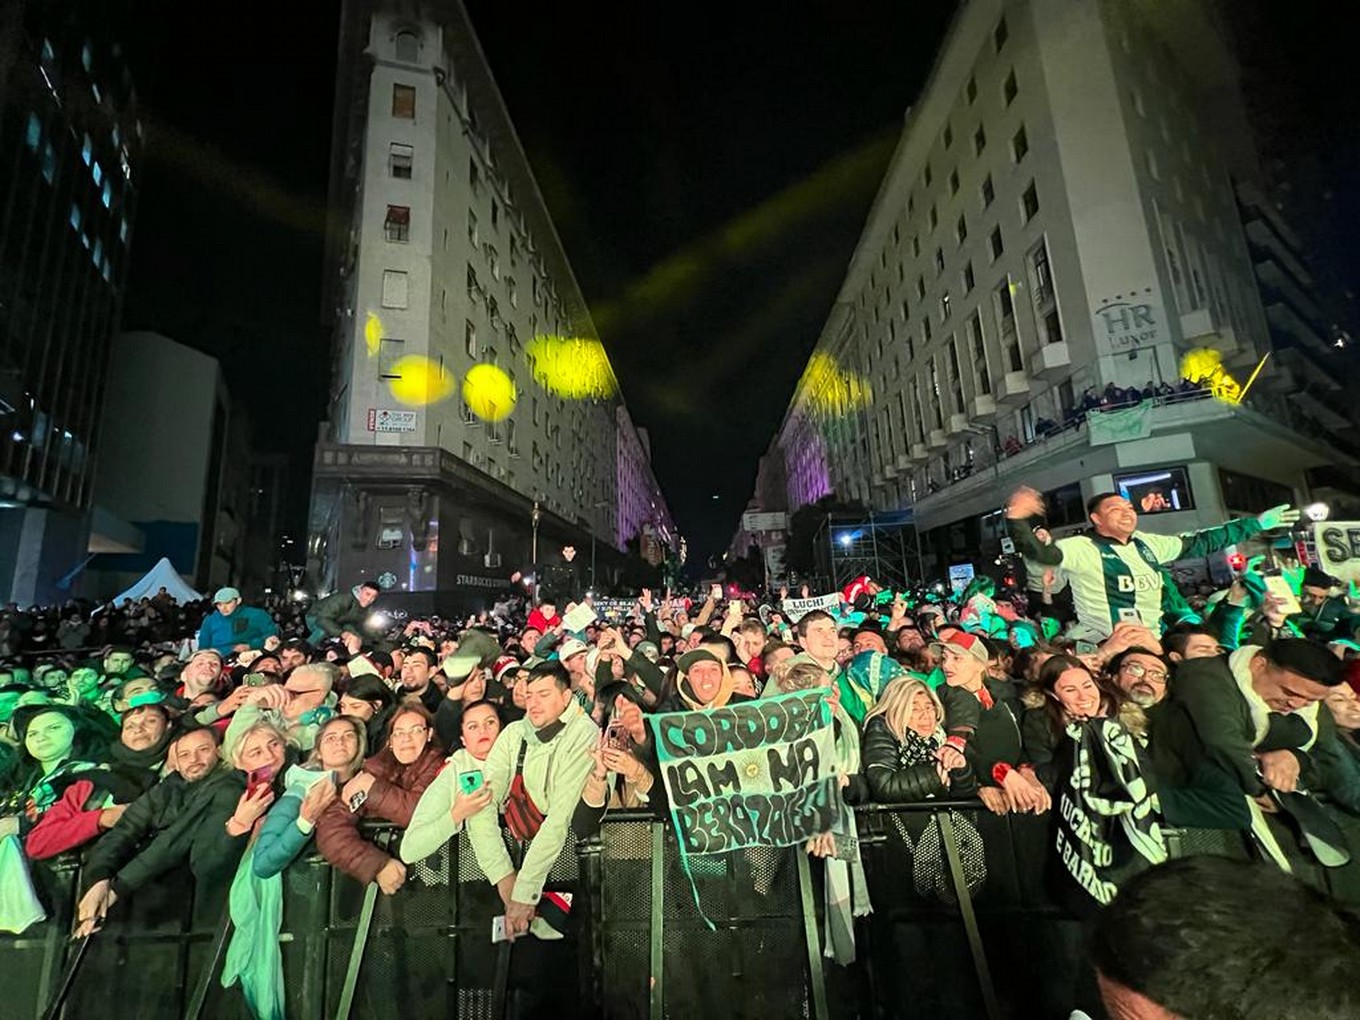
left=118, top=1, right=1359, bottom=566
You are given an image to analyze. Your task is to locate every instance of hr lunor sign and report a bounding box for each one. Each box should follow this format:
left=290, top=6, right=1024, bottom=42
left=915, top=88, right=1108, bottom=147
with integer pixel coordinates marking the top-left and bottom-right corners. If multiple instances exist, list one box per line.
left=1094, top=297, right=1161, bottom=354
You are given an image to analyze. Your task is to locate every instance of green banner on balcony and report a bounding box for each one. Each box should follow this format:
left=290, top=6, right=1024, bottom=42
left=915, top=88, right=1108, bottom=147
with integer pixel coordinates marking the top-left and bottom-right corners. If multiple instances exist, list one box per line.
left=1087, top=404, right=1152, bottom=446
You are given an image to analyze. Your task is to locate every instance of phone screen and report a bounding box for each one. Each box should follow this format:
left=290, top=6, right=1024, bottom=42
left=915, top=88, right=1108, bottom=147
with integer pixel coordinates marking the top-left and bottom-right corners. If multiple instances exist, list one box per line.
left=1075, top=640, right=1097, bottom=656
left=246, top=764, right=276, bottom=794
left=457, top=770, right=484, bottom=795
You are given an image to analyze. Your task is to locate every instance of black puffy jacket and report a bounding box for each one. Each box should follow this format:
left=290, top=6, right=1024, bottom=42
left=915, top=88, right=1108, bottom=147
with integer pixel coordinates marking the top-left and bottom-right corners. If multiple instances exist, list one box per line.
left=862, top=716, right=977, bottom=803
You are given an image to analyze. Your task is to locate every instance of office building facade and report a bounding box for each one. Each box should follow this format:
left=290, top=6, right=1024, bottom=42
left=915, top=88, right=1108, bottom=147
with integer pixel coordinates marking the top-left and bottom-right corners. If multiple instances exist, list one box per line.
left=0, top=1, right=141, bottom=604
left=757, top=0, right=1359, bottom=573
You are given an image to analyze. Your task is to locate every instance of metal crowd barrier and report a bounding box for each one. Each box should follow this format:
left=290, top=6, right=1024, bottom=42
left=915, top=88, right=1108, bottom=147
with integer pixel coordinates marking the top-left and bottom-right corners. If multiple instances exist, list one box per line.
left=7, top=800, right=1354, bottom=1020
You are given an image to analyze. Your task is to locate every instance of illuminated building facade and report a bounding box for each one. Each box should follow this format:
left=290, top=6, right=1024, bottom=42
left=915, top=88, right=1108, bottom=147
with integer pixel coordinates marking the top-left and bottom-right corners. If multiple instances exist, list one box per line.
left=0, top=2, right=142, bottom=603
left=758, top=0, right=1360, bottom=571
left=311, top=0, right=667, bottom=605
left=615, top=405, right=676, bottom=564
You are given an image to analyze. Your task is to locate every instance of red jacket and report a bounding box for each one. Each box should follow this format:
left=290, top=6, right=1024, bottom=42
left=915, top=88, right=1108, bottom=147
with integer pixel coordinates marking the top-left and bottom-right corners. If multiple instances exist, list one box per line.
left=25, top=780, right=105, bottom=860
left=314, top=744, right=444, bottom=884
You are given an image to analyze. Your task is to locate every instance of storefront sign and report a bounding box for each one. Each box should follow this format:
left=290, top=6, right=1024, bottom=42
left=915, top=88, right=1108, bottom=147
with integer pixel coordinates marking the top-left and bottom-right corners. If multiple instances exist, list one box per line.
left=367, top=408, right=418, bottom=433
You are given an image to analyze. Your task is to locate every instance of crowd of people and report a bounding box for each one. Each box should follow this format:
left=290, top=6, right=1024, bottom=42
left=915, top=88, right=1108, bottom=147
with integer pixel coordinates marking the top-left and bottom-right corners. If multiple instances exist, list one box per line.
left=2, top=490, right=1360, bottom=1018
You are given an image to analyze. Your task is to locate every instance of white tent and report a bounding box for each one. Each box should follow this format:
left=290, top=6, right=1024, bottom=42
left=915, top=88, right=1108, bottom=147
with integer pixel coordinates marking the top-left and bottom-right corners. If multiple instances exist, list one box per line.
left=112, top=557, right=204, bottom=605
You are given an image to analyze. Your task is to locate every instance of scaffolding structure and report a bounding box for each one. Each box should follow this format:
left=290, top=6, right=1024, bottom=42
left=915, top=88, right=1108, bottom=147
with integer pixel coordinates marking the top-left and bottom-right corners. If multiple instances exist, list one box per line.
left=815, top=509, right=928, bottom=592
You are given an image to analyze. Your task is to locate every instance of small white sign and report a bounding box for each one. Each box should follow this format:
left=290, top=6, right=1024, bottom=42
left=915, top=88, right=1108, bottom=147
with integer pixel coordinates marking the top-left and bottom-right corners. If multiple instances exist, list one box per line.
left=742, top=511, right=789, bottom=533
left=367, top=408, right=418, bottom=433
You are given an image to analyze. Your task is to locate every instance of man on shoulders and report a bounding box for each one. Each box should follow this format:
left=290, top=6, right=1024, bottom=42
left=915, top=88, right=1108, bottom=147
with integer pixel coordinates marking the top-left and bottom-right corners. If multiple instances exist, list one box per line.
left=197, top=588, right=278, bottom=656
left=1006, top=485, right=1298, bottom=640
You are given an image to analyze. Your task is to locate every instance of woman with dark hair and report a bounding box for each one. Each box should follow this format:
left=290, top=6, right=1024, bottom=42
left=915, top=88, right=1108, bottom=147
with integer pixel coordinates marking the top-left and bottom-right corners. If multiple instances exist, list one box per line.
left=314, top=700, right=443, bottom=895
left=337, top=673, right=396, bottom=749
left=0, top=703, right=118, bottom=842
left=1019, top=654, right=1166, bottom=910
left=401, top=699, right=503, bottom=862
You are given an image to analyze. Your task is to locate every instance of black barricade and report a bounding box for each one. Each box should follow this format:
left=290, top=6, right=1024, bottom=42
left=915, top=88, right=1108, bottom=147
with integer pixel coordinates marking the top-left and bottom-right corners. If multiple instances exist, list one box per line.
left=3, top=802, right=1354, bottom=1020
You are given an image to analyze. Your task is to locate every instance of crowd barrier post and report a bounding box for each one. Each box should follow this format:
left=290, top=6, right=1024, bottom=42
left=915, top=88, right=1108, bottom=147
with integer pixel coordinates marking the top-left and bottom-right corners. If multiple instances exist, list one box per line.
left=183, top=896, right=235, bottom=1020
left=794, top=851, right=830, bottom=1020
left=935, top=809, right=1000, bottom=1020
left=334, top=881, right=379, bottom=1020
left=648, top=820, right=665, bottom=1020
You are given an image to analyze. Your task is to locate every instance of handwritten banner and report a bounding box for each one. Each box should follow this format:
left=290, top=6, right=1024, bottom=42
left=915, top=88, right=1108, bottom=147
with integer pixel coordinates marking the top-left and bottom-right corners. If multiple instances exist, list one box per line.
left=779, top=592, right=841, bottom=623
left=649, top=689, right=841, bottom=855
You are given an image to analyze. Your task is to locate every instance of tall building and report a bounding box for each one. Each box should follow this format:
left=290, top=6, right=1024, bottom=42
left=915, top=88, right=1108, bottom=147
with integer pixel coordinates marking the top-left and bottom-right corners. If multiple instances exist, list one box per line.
left=84, top=331, right=252, bottom=598
left=616, top=405, right=677, bottom=569
left=755, top=0, right=1360, bottom=575
left=310, top=0, right=670, bottom=607
left=0, top=1, right=141, bottom=604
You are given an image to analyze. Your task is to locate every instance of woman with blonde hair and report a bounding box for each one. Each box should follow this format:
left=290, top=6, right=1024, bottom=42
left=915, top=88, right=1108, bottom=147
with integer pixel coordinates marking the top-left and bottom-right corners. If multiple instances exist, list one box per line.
left=863, top=677, right=977, bottom=802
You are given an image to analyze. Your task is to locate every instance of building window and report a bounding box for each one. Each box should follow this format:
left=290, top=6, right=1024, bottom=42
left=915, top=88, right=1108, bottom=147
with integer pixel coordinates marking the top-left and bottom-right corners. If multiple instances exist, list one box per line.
left=929, top=204, right=938, bottom=230
left=994, top=15, right=1009, bottom=51
left=923, top=316, right=934, bottom=344
left=956, top=213, right=968, bottom=245
left=943, top=123, right=953, bottom=150
left=1146, top=148, right=1160, bottom=180
left=101, top=179, right=112, bottom=209
left=1029, top=239, right=1054, bottom=304
left=465, top=320, right=477, bottom=357
left=966, top=75, right=978, bottom=104
left=69, top=203, right=81, bottom=232
left=469, top=157, right=481, bottom=195
left=378, top=337, right=405, bottom=378
left=392, top=84, right=416, bottom=119
left=1132, top=88, right=1145, bottom=118
left=24, top=113, right=40, bottom=151
left=384, top=205, right=411, bottom=242
left=1041, top=307, right=1064, bottom=346
left=940, top=291, right=952, bottom=321
left=381, top=270, right=409, bottom=308
left=468, top=209, right=478, bottom=245
left=81, top=134, right=92, bottom=166
left=1012, top=125, right=1029, bottom=162
left=389, top=143, right=413, bottom=179
left=989, top=226, right=1004, bottom=261
left=916, top=276, right=926, bottom=301
left=912, top=235, right=921, bottom=258
left=981, top=174, right=995, bottom=209
left=1004, top=70, right=1018, bottom=105
left=467, top=265, right=480, bottom=300
left=934, top=247, right=945, bottom=276
left=969, top=311, right=991, bottom=395
left=394, top=30, right=419, bottom=62
left=491, top=199, right=499, bottom=228
left=973, top=124, right=986, bottom=155
left=1021, top=181, right=1039, bottom=222
left=949, top=168, right=960, bottom=195
left=962, top=260, right=975, bottom=294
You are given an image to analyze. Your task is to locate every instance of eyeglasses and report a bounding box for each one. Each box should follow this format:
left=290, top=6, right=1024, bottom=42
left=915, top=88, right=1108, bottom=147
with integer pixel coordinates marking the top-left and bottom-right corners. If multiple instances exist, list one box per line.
left=1121, top=662, right=1168, bottom=684
left=391, top=725, right=428, bottom=739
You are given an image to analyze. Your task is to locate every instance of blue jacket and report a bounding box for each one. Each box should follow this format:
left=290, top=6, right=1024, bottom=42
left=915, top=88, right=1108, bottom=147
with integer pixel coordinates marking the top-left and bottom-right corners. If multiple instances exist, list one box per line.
left=253, top=790, right=312, bottom=879
left=197, top=605, right=278, bottom=655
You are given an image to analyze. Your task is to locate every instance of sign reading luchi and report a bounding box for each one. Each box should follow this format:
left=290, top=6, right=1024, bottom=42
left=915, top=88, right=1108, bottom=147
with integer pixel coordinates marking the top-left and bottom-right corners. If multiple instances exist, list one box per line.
left=779, top=592, right=841, bottom=622
left=649, top=689, right=841, bottom=855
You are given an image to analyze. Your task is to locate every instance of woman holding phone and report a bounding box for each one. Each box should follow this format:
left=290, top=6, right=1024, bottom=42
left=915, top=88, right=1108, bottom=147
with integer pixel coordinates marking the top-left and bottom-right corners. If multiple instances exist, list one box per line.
left=251, top=716, right=368, bottom=878
left=400, top=700, right=503, bottom=863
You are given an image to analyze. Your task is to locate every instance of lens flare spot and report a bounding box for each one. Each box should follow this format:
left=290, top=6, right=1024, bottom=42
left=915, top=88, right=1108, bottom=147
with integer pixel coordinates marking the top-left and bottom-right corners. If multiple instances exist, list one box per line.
left=387, top=356, right=456, bottom=407
left=364, top=312, right=382, bottom=357
left=462, top=363, right=517, bottom=422
left=526, top=334, right=617, bottom=400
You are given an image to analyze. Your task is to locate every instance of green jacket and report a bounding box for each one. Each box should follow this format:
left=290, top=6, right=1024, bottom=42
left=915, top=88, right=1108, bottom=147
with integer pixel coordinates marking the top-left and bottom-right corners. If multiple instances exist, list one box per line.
left=465, top=700, right=599, bottom=906
left=306, top=590, right=367, bottom=639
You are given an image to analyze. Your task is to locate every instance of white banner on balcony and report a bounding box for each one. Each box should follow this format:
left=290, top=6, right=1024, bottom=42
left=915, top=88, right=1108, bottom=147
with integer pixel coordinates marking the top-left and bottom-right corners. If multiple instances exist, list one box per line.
left=1314, top=522, right=1360, bottom=584
left=1087, top=404, right=1152, bottom=446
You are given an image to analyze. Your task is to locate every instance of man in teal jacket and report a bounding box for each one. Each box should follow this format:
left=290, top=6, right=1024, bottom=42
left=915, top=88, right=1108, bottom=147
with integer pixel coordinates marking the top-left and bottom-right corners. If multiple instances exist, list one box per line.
left=197, top=587, right=278, bottom=655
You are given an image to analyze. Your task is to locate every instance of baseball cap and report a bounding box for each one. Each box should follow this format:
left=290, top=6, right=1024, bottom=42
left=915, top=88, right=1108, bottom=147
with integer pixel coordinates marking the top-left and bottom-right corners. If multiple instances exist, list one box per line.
left=931, top=630, right=989, bottom=665
left=213, top=587, right=241, bottom=603
left=558, top=638, right=589, bottom=662
left=492, top=656, right=522, bottom=682
left=441, top=629, right=501, bottom=682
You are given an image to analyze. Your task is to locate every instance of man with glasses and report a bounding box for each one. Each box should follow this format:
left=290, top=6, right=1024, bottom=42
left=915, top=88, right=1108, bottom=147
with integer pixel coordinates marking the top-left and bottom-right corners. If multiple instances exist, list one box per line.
left=1106, top=646, right=1247, bottom=830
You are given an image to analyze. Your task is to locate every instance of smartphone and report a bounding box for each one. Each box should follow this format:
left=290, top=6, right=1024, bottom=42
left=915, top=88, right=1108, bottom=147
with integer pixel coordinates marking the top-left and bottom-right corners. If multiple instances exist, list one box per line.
left=246, top=764, right=276, bottom=795
left=491, top=915, right=510, bottom=944
left=605, top=717, right=631, bottom=750
left=457, top=770, right=484, bottom=795
left=1075, top=640, right=1098, bottom=656
left=1263, top=574, right=1303, bottom=616
left=243, top=672, right=270, bottom=688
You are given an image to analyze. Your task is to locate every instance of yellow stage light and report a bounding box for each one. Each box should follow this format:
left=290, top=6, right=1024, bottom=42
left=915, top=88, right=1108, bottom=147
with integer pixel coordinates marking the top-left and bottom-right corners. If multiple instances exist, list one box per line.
left=387, top=355, right=456, bottom=407
left=462, top=363, right=517, bottom=422
left=525, top=334, right=617, bottom=400
left=364, top=312, right=382, bottom=357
